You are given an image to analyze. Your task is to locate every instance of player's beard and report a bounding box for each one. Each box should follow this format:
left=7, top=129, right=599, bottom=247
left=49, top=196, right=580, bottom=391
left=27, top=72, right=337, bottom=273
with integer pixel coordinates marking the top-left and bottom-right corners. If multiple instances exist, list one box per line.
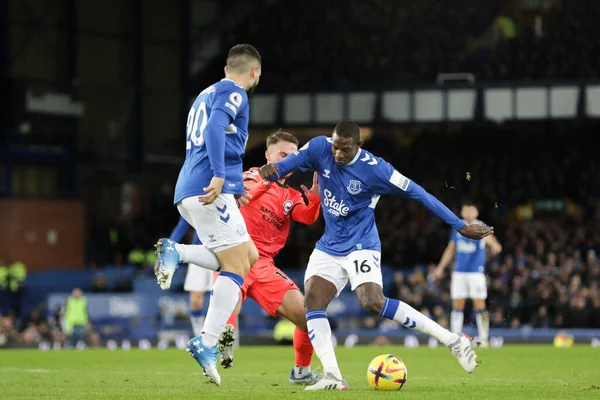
left=246, top=78, right=259, bottom=95
left=246, top=83, right=257, bottom=95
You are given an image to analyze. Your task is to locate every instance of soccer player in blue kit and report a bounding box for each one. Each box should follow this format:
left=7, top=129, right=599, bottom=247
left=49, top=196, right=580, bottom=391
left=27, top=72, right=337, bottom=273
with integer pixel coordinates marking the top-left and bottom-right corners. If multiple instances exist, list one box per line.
left=259, top=120, right=493, bottom=390
left=434, top=201, right=502, bottom=348
left=154, top=44, right=261, bottom=386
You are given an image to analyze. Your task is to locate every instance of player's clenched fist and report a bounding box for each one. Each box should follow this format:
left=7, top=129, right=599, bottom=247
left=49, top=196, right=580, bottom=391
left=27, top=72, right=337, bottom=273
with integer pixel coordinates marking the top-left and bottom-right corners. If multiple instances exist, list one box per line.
left=459, top=223, right=494, bottom=240
left=259, top=164, right=279, bottom=181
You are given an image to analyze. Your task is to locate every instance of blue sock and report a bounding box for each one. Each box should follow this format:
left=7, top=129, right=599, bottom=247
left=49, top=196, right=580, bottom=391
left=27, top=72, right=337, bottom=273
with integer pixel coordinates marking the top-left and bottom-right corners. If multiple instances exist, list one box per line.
left=219, top=271, right=244, bottom=288
left=379, top=297, right=400, bottom=319
left=380, top=297, right=455, bottom=344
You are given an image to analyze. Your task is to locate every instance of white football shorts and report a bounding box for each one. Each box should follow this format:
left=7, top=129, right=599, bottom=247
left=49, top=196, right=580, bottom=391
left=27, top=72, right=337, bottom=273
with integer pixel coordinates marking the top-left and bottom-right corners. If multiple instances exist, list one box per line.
left=451, top=272, right=487, bottom=300
left=305, top=248, right=383, bottom=297
left=177, top=194, right=249, bottom=253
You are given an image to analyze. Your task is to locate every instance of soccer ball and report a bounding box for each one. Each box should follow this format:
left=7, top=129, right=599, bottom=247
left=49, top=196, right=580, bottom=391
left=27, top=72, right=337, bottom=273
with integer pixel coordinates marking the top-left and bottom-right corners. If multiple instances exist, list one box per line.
left=367, top=354, right=407, bottom=391
left=553, top=331, right=574, bottom=348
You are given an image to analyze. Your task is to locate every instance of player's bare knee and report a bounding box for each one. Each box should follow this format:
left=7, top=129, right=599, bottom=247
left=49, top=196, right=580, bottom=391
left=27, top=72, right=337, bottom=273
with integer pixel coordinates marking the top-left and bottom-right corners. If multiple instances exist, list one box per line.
left=473, top=299, right=486, bottom=311
left=360, top=295, right=385, bottom=315
left=453, top=299, right=465, bottom=310
left=304, top=276, right=337, bottom=311
left=357, top=284, right=385, bottom=315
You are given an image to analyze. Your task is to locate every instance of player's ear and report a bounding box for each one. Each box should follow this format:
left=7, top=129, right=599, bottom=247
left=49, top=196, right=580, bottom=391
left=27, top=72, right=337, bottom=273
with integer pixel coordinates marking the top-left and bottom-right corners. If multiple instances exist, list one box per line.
left=224, top=65, right=228, bottom=75
left=356, top=140, right=363, bottom=148
left=265, top=150, right=270, bottom=163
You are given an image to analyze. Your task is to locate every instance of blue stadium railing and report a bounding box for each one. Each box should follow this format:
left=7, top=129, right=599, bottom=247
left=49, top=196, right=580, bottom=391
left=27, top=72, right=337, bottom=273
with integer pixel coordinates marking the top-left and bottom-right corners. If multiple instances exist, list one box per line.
left=3, top=266, right=598, bottom=346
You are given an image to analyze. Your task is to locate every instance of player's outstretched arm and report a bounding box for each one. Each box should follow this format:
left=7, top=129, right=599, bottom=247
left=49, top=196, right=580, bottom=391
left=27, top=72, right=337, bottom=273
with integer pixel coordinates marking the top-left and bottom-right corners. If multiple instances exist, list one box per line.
left=372, top=161, right=493, bottom=240
left=259, top=137, right=325, bottom=181
left=403, top=183, right=493, bottom=240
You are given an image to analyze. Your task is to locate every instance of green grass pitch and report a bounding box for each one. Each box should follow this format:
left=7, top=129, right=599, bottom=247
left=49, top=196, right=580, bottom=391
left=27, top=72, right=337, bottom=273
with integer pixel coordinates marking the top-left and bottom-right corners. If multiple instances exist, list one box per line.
left=1, top=345, right=599, bottom=399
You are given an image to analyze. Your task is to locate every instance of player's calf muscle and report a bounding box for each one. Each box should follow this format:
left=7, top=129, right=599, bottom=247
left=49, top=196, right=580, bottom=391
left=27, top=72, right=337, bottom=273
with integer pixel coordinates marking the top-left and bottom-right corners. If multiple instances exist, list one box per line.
left=277, top=290, right=308, bottom=330
left=452, top=299, right=466, bottom=309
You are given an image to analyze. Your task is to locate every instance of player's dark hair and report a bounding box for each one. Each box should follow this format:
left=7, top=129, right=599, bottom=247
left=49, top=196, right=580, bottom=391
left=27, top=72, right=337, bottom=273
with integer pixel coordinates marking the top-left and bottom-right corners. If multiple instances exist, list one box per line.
left=266, top=130, right=299, bottom=147
left=227, top=44, right=261, bottom=71
left=333, top=120, right=361, bottom=144
left=462, top=199, right=478, bottom=208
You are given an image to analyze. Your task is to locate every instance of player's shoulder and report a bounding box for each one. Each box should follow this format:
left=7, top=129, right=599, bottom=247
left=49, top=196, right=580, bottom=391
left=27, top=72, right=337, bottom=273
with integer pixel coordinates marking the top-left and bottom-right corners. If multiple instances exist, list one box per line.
left=293, top=136, right=329, bottom=157
left=216, top=79, right=246, bottom=95
left=362, top=148, right=389, bottom=165
left=304, top=135, right=331, bottom=147
left=301, top=135, right=332, bottom=154
left=352, top=149, right=392, bottom=176
left=215, top=78, right=244, bottom=90
left=243, top=167, right=261, bottom=182
left=215, top=79, right=247, bottom=104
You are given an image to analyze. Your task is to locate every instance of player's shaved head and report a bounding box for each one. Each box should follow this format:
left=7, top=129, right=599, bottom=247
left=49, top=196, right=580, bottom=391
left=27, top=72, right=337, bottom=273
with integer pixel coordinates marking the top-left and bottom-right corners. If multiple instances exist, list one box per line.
left=462, top=199, right=478, bottom=208
left=331, top=120, right=362, bottom=165
left=333, top=120, right=361, bottom=144
left=225, top=44, right=262, bottom=95
left=227, top=44, right=261, bottom=72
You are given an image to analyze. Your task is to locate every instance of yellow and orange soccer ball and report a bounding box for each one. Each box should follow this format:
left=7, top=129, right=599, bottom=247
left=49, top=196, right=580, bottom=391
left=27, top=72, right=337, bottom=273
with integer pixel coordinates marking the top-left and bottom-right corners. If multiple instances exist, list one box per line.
left=367, top=354, right=408, bottom=391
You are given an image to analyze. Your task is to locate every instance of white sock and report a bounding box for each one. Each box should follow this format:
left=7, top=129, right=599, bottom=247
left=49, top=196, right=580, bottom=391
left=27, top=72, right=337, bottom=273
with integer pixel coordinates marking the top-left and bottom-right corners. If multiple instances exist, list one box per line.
left=451, top=309, right=464, bottom=334
left=201, top=273, right=242, bottom=348
left=294, top=365, right=311, bottom=377
left=190, top=312, right=205, bottom=336
left=175, top=244, right=220, bottom=271
left=380, top=298, right=457, bottom=346
left=306, top=310, right=342, bottom=379
left=475, top=310, right=489, bottom=341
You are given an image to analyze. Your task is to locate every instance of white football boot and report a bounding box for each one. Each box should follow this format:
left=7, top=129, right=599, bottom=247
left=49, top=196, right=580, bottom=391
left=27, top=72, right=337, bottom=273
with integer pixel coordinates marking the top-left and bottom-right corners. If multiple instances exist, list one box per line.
left=448, top=334, right=478, bottom=373
left=305, top=372, right=348, bottom=391
left=153, top=238, right=180, bottom=290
